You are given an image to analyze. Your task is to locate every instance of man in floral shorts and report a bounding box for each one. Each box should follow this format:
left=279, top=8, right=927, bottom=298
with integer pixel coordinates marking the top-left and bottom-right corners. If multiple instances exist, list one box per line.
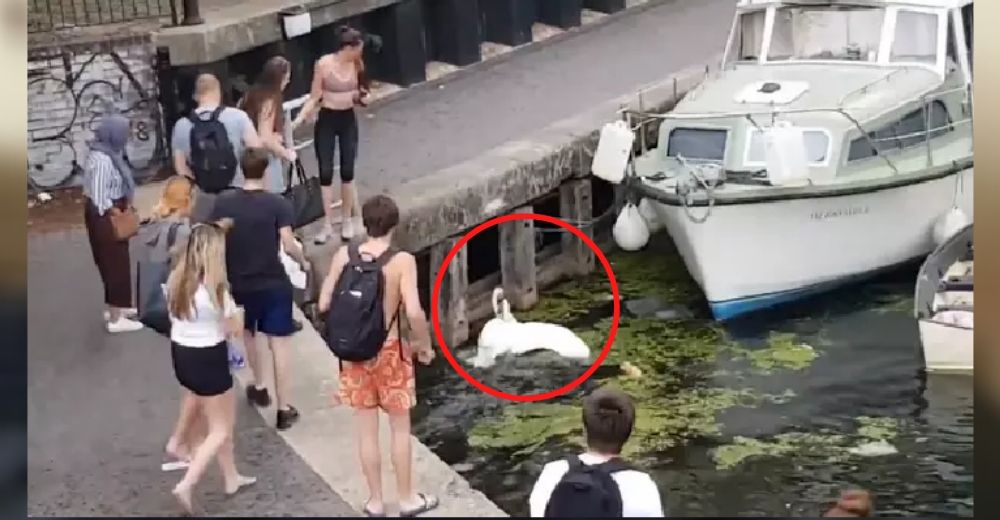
left=318, top=195, right=439, bottom=517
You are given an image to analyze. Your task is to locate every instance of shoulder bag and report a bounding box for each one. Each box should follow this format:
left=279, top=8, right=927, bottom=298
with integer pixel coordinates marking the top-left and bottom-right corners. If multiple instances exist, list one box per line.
left=283, top=159, right=325, bottom=229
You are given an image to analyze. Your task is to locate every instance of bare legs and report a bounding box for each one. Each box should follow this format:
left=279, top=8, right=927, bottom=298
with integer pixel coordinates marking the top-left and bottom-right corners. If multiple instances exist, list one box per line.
left=341, top=182, right=354, bottom=223
left=243, top=332, right=291, bottom=409
left=270, top=335, right=292, bottom=411
left=171, top=389, right=254, bottom=515
left=354, top=408, right=432, bottom=515
left=166, top=390, right=206, bottom=461
left=243, top=331, right=264, bottom=392
left=356, top=408, right=384, bottom=514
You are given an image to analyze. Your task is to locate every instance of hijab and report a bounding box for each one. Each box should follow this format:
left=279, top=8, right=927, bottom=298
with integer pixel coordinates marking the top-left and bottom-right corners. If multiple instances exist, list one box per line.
left=89, top=114, right=136, bottom=200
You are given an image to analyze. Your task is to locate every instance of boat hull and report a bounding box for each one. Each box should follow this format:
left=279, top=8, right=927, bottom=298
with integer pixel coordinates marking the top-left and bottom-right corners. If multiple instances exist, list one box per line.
left=919, top=320, right=973, bottom=373
left=646, top=168, right=974, bottom=320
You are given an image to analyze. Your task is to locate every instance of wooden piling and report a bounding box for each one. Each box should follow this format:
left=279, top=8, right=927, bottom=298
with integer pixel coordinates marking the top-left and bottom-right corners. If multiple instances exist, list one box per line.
left=430, top=237, right=469, bottom=347
left=499, top=205, right=538, bottom=310
left=560, top=179, right=595, bottom=275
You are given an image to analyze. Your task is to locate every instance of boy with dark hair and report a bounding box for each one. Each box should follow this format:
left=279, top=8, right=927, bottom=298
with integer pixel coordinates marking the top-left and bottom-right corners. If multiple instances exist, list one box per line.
left=317, top=194, right=439, bottom=517
left=211, top=147, right=308, bottom=430
left=529, top=386, right=663, bottom=517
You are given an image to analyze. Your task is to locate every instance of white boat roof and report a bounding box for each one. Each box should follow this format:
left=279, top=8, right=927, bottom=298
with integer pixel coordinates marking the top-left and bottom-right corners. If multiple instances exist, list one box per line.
left=737, top=0, right=970, bottom=9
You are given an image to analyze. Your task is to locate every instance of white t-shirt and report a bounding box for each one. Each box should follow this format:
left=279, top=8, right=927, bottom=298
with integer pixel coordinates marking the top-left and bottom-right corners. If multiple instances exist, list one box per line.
left=528, top=453, right=664, bottom=517
left=167, top=284, right=237, bottom=348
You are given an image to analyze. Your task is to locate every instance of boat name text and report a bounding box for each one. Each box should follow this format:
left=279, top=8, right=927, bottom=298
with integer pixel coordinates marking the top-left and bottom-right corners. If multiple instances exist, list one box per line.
left=810, top=206, right=870, bottom=221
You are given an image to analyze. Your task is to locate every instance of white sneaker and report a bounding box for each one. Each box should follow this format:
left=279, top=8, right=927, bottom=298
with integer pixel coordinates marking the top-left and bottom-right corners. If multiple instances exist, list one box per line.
left=104, top=308, right=138, bottom=321
left=107, top=317, right=145, bottom=333
left=314, top=223, right=333, bottom=245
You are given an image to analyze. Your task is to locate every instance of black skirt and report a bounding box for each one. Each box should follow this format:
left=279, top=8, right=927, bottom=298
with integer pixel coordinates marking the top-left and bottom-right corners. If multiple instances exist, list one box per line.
left=171, top=341, right=233, bottom=397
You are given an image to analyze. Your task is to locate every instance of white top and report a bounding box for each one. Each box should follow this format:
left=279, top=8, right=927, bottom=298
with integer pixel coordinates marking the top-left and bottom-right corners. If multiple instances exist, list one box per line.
left=528, top=453, right=665, bottom=517
left=167, top=284, right=237, bottom=348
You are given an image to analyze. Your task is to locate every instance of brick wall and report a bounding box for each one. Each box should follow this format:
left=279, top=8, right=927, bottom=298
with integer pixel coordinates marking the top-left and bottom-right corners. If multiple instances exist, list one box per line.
left=28, top=34, right=165, bottom=189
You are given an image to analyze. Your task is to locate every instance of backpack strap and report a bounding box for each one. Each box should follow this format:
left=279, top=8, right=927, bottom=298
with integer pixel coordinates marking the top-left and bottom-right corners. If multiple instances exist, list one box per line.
left=166, top=222, right=182, bottom=248
left=595, top=457, right=632, bottom=475
left=210, top=106, right=225, bottom=121
left=565, top=455, right=631, bottom=474
left=347, top=243, right=362, bottom=264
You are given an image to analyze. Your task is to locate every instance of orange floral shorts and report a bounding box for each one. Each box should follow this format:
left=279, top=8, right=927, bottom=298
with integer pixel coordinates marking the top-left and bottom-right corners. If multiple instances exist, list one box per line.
left=337, top=339, right=416, bottom=412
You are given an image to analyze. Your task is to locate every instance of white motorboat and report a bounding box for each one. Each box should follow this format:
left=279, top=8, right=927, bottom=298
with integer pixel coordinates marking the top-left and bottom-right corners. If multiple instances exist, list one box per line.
left=915, top=223, right=972, bottom=373
left=597, top=0, right=974, bottom=320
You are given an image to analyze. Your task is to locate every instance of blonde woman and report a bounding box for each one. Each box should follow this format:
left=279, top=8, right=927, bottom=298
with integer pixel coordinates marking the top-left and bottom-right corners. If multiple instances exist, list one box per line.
left=138, top=175, right=207, bottom=469
left=165, top=220, right=255, bottom=514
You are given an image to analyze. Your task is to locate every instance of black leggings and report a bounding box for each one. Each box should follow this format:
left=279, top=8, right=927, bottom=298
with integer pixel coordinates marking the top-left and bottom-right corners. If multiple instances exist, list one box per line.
left=314, top=107, right=358, bottom=186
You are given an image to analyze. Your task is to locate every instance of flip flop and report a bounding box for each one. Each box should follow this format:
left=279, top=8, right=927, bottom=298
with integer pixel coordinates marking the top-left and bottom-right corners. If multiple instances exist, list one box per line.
left=400, top=493, right=440, bottom=517
left=362, top=500, right=385, bottom=517
left=161, top=459, right=190, bottom=472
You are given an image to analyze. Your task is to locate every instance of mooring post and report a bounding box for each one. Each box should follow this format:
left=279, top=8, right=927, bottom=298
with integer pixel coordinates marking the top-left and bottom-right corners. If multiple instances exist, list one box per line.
left=560, top=179, right=595, bottom=275
left=430, top=238, right=469, bottom=348
left=500, top=206, right=538, bottom=310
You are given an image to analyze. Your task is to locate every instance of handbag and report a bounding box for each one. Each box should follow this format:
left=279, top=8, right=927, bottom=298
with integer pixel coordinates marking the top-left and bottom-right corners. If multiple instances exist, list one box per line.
left=109, top=206, right=140, bottom=241
left=136, top=223, right=181, bottom=337
left=283, top=159, right=325, bottom=229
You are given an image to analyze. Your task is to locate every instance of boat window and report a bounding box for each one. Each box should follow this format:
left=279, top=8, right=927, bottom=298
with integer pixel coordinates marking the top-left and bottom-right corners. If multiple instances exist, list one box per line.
left=667, top=128, right=728, bottom=162
left=961, top=4, right=973, bottom=71
left=891, top=11, right=940, bottom=65
left=727, top=10, right=766, bottom=62
left=767, top=6, right=884, bottom=62
left=746, top=129, right=829, bottom=164
left=847, top=101, right=953, bottom=161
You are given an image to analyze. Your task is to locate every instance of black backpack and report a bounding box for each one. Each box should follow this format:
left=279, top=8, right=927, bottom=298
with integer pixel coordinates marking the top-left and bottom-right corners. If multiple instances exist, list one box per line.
left=325, top=245, right=400, bottom=362
left=544, top=456, right=630, bottom=518
left=188, top=107, right=238, bottom=194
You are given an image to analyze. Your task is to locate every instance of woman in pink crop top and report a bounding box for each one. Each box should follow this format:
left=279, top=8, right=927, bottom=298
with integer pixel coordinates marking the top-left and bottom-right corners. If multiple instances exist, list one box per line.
left=292, top=26, right=369, bottom=244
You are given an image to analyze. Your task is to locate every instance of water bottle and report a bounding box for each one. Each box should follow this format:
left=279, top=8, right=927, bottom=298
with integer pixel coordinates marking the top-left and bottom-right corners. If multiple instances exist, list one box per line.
left=228, top=339, right=246, bottom=370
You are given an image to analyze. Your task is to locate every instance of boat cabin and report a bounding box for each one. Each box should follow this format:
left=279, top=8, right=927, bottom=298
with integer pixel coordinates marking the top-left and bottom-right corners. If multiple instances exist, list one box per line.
left=649, top=0, right=973, bottom=186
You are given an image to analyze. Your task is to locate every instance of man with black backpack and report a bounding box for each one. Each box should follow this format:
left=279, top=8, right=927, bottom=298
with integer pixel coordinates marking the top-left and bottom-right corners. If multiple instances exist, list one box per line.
left=171, top=73, right=261, bottom=223
left=529, top=387, right=664, bottom=518
left=316, top=194, right=439, bottom=517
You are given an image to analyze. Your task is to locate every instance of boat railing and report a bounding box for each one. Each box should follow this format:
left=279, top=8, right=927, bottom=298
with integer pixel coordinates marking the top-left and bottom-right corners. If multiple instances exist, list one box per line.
left=618, top=84, right=972, bottom=176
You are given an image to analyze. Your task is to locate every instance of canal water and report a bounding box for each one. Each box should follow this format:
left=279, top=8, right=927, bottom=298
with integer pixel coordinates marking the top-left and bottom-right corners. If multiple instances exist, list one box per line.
left=411, top=234, right=973, bottom=518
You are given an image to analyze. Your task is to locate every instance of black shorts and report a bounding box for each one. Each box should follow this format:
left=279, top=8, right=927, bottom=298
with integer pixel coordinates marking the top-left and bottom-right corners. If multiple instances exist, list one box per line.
left=171, top=341, right=233, bottom=397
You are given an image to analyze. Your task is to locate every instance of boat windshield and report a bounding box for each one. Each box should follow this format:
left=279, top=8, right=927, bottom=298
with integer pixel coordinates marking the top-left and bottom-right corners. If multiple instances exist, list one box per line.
left=767, top=5, right=886, bottom=63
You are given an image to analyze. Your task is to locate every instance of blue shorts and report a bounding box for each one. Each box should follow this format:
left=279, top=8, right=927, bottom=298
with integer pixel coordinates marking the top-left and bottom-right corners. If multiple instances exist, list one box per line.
left=233, top=287, right=295, bottom=337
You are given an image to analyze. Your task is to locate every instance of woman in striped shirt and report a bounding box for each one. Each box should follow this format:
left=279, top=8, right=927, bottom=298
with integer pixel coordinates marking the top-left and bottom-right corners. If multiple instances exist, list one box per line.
left=83, top=114, right=143, bottom=333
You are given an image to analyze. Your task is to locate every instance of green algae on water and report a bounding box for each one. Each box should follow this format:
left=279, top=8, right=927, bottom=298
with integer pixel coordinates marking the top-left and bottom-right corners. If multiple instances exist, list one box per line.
left=467, top=403, right=582, bottom=457
left=737, top=332, right=820, bottom=374
left=711, top=416, right=900, bottom=470
left=856, top=416, right=899, bottom=441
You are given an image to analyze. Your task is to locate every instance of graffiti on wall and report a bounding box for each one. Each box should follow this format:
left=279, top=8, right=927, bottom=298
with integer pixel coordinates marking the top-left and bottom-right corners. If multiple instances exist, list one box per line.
left=28, top=43, right=165, bottom=190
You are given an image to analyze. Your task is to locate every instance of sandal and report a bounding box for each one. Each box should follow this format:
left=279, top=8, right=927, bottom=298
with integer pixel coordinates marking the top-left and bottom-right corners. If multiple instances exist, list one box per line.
left=362, top=500, right=386, bottom=517
left=400, top=493, right=440, bottom=517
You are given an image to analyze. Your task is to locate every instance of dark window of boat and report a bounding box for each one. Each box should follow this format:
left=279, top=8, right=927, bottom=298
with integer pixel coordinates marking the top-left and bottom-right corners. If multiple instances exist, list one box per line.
left=847, top=101, right=953, bottom=161
left=727, top=10, right=766, bottom=63
left=947, top=16, right=960, bottom=69
left=961, top=3, right=973, bottom=72
left=667, top=128, right=728, bottom=162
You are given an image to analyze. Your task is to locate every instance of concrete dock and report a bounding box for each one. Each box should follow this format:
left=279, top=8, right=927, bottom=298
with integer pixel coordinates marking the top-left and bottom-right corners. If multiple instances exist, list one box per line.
left=29, top=0, right=737, bottom=516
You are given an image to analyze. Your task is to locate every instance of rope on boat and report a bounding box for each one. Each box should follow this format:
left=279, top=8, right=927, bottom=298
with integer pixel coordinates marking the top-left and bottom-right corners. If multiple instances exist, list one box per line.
left=674, top=155, right=720, bottom=224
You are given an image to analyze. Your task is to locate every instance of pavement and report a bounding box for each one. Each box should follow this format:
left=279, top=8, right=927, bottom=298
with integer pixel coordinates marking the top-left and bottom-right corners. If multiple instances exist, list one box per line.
left=299, top=0, right=736, bottom=197
left=27, top=1, right=738, bottom=516
left=26, top=230, right=357, bottom=517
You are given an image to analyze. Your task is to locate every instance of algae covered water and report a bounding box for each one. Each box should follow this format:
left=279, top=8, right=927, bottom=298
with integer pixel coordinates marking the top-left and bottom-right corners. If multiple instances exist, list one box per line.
left=411, top=235, right=973, bottom=518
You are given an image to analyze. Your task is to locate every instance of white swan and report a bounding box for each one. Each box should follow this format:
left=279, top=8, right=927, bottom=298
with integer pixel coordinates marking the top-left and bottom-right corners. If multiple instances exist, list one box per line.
left=472, top=287, right=591, bottom=368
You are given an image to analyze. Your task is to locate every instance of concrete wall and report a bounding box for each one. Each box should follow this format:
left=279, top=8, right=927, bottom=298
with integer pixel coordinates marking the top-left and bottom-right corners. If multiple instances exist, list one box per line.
left=28, top=34, right=165, bottom=188
left=388, top=61, right=716, bottom=254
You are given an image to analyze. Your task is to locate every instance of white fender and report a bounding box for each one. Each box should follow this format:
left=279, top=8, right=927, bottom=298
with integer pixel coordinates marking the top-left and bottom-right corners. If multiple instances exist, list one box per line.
left=613, top=203, right=650, bottom=251
left=591, top=120, right=635, bottom=184
left=637, top=198, right=663, bottom=233
left=932, top=207, right=970, bottom=247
